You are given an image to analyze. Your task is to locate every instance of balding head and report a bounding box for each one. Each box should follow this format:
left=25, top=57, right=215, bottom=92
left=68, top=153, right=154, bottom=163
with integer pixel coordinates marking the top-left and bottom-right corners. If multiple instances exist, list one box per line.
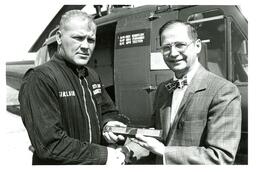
left=59, top=10, right=96, bottom=33
left=159, top=20, right=198, bottom=45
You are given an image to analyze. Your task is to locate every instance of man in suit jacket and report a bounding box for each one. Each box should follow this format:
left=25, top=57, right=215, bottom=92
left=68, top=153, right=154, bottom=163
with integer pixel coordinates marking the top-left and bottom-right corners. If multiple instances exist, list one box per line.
left=132, top=20, right=241, bottom=164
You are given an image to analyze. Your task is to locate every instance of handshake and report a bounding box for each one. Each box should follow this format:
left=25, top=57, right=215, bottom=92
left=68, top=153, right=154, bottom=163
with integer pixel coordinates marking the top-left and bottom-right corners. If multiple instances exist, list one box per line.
left=106, top=145, right=131, bottom=165
left=103, top=121, right=163, bottom=165
left=103, top=121, right=131, bottom=165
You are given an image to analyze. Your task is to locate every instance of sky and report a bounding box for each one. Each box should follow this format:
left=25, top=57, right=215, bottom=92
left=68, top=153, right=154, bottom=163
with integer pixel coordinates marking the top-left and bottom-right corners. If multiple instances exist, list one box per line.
left=1, top=1, right=123, bottom=62
left=0, top=0, right=252, bottom=62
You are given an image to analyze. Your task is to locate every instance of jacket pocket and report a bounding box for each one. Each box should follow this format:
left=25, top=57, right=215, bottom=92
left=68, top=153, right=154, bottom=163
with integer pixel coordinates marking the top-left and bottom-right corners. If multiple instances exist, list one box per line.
left=177, top=119, right=206, bottom=145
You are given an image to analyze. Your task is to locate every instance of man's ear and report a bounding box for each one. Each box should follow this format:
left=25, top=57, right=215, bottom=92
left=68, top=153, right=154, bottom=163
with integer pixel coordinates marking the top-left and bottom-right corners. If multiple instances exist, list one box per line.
left=56, top=30, right=62, bottom=45
left=195, top=39, right=202, bottom=54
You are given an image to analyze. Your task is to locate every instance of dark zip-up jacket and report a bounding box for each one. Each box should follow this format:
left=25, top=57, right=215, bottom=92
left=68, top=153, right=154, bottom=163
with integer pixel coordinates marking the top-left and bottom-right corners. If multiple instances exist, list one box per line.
left=18, top=55, right=129, bottom=165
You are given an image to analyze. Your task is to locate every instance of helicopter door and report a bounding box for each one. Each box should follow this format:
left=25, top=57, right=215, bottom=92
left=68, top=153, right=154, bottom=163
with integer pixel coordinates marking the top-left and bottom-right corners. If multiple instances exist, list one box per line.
left=114, top=11, right=152, bottom=127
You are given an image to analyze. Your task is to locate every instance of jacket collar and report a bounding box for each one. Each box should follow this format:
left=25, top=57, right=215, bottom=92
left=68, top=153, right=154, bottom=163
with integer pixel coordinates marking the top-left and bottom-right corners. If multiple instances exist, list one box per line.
left=52, top=53, right=89, bottom=78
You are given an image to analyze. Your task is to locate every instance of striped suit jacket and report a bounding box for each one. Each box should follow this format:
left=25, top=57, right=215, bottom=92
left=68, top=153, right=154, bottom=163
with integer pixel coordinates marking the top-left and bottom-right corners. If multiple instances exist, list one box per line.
left=153, top=65, right=241, bottom=164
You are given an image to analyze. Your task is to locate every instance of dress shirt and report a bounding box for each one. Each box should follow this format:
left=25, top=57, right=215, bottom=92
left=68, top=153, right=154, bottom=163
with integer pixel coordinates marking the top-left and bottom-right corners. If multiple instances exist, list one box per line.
left=170, top=60, right=200, bottom=127
left=163, top=60, right=200, bottom=164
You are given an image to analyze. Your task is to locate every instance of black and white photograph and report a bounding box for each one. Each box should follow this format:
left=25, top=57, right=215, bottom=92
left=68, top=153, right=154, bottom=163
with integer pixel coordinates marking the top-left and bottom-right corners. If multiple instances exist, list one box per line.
left=1, top=0, right=254, bottom=170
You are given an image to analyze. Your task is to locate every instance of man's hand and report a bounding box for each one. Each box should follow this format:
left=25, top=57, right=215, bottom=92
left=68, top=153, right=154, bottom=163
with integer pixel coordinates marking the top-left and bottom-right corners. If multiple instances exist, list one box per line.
left=103, top=121, right=126, bottom=144
left=106, top=147, right=125, bottom=165
left=131, top=134, right=165, bottom=156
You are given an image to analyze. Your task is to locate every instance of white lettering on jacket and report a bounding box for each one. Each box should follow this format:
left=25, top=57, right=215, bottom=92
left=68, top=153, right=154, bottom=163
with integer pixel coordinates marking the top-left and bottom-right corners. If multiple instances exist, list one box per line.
left=92, top=84, right=102, bottom=95
left=92, top=84, right=101, bottom=89
left=93, top=89, right=101, bottom=95
left=59, top=90, right=76, bottom=97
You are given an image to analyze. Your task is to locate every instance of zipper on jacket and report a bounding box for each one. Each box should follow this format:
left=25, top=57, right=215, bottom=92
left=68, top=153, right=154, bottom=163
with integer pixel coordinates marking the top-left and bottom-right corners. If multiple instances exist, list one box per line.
left=79, top=79, right=92, bottom=143
left=83, top=78, right=101, bottom=137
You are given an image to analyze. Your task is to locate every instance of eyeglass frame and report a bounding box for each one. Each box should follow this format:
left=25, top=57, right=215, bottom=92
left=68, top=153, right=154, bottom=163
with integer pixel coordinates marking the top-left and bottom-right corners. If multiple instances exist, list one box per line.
left=160, top=40, right=196, bottom=55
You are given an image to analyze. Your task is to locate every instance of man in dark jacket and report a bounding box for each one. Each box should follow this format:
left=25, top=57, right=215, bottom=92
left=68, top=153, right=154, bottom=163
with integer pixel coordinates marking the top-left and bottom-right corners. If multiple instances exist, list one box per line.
left=19, top=10, right=129, bottom=165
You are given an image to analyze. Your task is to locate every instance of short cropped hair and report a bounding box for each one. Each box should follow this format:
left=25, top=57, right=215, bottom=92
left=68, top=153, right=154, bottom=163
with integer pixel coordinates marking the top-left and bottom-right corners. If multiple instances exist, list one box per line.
left=159, top=20, right=198, bottom=45
left=59, top=10, right=96, bottom=32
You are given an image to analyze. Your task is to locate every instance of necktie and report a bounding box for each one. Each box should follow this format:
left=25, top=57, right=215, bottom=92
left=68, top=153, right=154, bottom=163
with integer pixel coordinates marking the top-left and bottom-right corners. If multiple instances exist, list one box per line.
left=177, top=78, right=188, bottom=88
left=165, top=77, right=187, bottom=93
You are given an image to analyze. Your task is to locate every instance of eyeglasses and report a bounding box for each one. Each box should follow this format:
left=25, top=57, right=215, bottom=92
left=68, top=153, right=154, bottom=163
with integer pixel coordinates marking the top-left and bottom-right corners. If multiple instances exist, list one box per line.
left=160, top=41, right=194, bottom=55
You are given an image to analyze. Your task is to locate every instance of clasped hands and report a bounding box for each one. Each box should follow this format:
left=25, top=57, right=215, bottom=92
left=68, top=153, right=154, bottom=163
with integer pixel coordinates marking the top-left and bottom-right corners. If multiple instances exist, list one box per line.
left=103, top=121, right=165, bottom=164
left=103, top=121, right=128, bottom=165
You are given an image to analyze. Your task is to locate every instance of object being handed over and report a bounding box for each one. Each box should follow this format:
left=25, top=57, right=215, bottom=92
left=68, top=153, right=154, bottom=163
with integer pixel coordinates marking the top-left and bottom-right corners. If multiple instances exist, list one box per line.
left=132, top=134, right=165, bottom=156
left=103, top=121, right=127, bottom=144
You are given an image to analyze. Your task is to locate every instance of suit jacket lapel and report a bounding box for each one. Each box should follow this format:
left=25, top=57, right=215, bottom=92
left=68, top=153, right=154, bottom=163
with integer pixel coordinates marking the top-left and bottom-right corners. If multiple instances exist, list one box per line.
left=165, top=65, right=208, bottom=143
left=159, top=79, right=173, bottom=141
left=165, top=91, right=194, bottom=143
left=160, top=106, right=172, bottom=141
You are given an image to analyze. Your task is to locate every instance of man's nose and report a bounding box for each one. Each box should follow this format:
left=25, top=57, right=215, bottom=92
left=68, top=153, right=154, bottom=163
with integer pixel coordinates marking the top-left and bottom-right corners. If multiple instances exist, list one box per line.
left=80, top=39, right=89, bottom=49
left=169, top=45, right=179, bottom=56
left=165, top=45, right=179, bottom=59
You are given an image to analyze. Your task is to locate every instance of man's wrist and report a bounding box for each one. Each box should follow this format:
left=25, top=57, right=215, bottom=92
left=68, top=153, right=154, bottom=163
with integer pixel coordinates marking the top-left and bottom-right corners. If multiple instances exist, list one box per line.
left=157, top=144, right=165, bottom=156
left=117, top=146, right=131, bottom=164
left=106, top=147, right=125, bottom=165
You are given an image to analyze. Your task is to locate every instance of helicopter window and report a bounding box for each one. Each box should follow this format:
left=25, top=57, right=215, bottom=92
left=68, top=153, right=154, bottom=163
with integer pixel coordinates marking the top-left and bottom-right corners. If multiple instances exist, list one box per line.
left=231, top=22, right=248, bottom=82
left=187, top=9, right=223, bottom=22
left=188, top=10, right=227, bottom=78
